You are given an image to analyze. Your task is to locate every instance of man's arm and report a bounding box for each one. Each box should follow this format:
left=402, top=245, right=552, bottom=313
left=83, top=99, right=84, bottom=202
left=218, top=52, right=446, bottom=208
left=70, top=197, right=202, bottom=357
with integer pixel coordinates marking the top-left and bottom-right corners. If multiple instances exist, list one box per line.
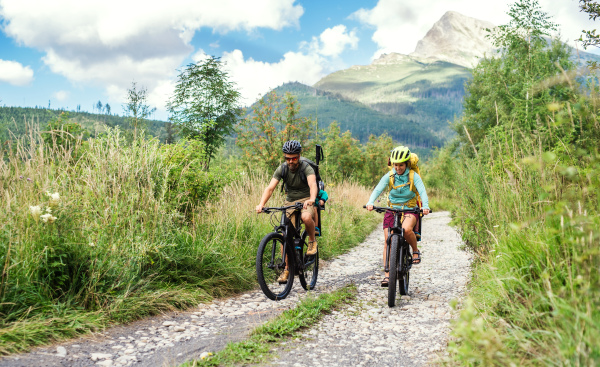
left=256, top=178, right=280, bottom=213
left=304, top=174, right=317, bottom=209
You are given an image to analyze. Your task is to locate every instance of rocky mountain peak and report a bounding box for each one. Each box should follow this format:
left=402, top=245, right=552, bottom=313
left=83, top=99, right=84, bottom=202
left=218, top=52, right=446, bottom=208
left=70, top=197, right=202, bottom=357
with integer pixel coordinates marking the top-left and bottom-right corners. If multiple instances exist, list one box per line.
left=410, top=11, right=496, bottom=68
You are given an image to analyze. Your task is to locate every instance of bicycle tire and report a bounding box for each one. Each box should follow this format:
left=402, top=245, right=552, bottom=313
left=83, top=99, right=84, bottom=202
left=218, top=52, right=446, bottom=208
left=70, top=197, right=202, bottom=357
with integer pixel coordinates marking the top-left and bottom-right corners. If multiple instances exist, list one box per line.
left=299, top=231, right=319, bottom=290
left=256, top=232, right=294, bottom=300
left=399, top=244, right=411, bottom=296
left=388, top=235, right=400, bottom=307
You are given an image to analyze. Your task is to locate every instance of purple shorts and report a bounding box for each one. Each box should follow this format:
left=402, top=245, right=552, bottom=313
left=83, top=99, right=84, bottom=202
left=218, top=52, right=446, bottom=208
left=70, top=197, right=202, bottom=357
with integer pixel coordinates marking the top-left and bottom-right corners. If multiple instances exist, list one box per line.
left=383, top=211, right=419, bottom=232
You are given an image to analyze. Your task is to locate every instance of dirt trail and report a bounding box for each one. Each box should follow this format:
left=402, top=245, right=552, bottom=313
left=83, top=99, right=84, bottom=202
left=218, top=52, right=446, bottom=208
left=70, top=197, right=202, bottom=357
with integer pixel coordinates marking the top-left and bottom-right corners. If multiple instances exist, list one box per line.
left=0, top=211, right=470, bottom=367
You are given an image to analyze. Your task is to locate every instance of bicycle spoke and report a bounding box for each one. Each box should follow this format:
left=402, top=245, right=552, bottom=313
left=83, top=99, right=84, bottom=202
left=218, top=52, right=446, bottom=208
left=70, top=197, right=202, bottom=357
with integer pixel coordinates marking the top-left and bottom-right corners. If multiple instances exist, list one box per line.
left=256, top=233, right=294, bottom=300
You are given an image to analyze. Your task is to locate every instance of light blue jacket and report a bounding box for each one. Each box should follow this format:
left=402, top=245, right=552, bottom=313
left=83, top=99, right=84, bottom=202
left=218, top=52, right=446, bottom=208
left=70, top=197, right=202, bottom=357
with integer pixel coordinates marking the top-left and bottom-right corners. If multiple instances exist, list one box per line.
left=367, top=168, right=429, bottom=209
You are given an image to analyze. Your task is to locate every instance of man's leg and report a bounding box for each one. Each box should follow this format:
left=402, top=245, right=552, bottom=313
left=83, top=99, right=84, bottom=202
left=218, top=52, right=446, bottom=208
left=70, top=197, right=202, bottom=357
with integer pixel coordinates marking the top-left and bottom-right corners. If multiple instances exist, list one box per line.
left=301, top=208, right=318, bottom=255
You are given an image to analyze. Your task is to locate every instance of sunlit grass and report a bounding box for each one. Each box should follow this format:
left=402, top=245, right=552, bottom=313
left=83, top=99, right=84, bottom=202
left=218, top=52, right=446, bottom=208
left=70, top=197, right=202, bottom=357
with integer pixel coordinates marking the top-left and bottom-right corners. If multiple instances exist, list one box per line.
left=0, top=127, right=378, bottom=354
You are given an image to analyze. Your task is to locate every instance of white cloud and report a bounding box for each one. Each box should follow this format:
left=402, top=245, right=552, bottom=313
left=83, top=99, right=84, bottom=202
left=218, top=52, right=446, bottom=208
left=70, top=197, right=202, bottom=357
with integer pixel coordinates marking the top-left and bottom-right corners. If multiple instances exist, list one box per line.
left=301, top=25, right=359, bottom=58
left=53, top=90, right=69, bottom=101
left=352, top=0, right=599, bottom=58
left=221, top=49, right=324, bottom=105
left=0, top=59, right=34, bottom=86
left=0, top=0, right=304, bottom=109
left=318, top=25, right=359, bottom=57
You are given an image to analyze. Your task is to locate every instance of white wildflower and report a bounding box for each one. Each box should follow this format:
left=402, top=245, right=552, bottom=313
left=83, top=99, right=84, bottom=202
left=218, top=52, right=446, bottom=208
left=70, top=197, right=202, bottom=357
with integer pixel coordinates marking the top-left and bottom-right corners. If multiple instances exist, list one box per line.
left=45, top=206, right=52, bottom=213
left=40, top=213, right=57, bottom=224
left=47, top=191, right=60, bottom=207
left=29, top=205, right=42, bottom=221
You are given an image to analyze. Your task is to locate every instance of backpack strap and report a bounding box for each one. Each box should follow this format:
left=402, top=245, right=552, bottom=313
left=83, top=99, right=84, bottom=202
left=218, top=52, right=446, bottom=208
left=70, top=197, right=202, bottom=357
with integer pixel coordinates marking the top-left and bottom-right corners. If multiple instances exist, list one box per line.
left=388, top=170, right=411, bottom=191
left=408, top=170, right=417, bottom=194
left=387, top=169, right=420, bottom=208
left=408, top=169, right=422, bottom=207
left=280, top=162, right=288, bottom=193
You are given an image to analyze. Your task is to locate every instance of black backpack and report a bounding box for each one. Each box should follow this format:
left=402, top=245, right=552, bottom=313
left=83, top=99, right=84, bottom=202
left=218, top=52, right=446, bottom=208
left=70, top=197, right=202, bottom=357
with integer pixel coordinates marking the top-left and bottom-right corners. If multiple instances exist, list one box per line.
left=280, top=145, right=325, bottom=193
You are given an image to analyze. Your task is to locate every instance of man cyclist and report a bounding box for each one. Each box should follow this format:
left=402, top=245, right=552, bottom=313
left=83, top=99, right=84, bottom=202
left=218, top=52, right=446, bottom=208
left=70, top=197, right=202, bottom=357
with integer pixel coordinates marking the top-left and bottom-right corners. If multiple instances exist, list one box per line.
left=255, top=140, right=319, bottom=283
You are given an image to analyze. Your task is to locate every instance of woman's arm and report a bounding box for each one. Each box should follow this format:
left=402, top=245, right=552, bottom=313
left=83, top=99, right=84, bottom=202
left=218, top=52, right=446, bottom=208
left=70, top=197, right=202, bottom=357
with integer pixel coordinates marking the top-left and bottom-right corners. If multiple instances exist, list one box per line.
left=413, top=173, right=429, bottom=210
left=367, top=173, right=390, bottom=206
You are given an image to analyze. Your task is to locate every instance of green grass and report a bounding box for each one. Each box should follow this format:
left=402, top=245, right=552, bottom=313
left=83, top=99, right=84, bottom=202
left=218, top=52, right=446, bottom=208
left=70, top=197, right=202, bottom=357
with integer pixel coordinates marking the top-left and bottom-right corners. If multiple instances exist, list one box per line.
left=427, top=125, right=600, bottom=365
left=182, top=284, right=358, bottom=367
left=0, top=129, right=378, bottom=354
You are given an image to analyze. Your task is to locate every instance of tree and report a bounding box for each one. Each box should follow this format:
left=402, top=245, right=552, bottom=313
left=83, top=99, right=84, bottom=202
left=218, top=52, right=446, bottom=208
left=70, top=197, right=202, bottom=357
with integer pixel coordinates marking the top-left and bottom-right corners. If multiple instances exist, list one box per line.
left=236, top=91, right=315, bottom=171
left=123, top=82, right=156, bottom=139
left=318, top=122, right=364, bottom=183
left=105, top=103, right=111, bottom=115
left=456, top=0, right=575, bottom=150
left=579, top=0, right=600, bottom=49
left=96, top=101, right=103, bottom=114
left=168, top=56, right=242, bottom=170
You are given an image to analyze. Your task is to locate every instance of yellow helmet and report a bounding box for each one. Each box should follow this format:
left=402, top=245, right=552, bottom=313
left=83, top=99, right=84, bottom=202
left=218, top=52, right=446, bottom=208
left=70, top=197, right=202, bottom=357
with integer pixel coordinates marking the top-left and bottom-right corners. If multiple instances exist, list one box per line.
left=390, top=146, right=410, bottom=164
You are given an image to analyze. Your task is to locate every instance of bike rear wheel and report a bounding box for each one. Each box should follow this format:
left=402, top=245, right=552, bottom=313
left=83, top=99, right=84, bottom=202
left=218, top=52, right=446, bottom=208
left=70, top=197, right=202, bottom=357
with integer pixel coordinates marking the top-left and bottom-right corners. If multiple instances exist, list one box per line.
left=256, top=232, right=294, bottom=300
left=299, top=231, right=319, bottom=290
left=399, top=245, right=411, bottom=296
left=388, top=235, right=400, bottom=307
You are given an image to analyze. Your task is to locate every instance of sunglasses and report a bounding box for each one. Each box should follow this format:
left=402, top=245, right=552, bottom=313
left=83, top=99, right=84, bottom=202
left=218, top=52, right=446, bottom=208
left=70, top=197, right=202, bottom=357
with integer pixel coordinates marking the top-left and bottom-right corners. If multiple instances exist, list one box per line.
left=284, top=156, right=299, bottom=162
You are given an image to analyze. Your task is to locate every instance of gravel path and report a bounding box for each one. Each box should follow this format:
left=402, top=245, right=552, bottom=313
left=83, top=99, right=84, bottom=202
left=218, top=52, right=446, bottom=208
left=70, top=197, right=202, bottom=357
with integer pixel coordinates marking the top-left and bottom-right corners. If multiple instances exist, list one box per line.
left=0, top=211, right=470, bottom=367
left=264, top=211, right=471, bottom=367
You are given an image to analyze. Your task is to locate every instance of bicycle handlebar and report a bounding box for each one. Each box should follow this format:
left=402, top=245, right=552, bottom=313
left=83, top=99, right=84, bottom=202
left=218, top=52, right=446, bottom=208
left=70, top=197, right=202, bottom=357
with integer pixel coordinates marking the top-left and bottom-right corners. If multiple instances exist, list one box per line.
left=261, top=202, right=304, bottom=214
left=362, top=205, right=432, bottom=214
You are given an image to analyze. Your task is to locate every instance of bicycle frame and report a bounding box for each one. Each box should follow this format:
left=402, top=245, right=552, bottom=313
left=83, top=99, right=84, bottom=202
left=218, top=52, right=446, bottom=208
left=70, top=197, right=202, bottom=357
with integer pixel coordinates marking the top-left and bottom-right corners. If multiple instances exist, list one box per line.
left=264, top=204, right=307, bottom=274
left=366, top=206, right=422, bottom=273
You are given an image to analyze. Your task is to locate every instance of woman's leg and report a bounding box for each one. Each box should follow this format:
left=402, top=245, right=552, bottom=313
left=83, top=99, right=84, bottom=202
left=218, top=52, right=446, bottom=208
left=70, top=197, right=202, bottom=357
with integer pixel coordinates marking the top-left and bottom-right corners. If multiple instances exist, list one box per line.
left=401, top=215, right=420, bottom=262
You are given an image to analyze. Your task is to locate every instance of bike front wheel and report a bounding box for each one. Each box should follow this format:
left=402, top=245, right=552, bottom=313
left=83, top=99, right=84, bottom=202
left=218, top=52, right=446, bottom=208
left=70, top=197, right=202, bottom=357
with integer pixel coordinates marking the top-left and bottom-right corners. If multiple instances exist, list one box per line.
left=299, top=231, right=319, bottom=290
left=256, top=232, right=294, bottom=300
left=399, top=245, right=411, bottom=296
left=388, top=235, right=400, bottom=307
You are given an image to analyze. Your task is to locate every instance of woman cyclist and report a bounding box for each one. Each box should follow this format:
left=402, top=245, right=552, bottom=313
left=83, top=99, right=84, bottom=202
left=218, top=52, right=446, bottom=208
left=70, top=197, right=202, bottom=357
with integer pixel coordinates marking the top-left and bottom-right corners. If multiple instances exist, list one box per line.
left=365, top=146, right=430, bottom=287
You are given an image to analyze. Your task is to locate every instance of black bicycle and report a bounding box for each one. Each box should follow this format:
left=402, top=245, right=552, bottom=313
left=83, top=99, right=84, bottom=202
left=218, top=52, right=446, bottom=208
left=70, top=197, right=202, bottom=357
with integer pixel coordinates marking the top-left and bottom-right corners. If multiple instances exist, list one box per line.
left=256, top=203, right=319, bottom=300
left=365, top=206, right=429, bottom=307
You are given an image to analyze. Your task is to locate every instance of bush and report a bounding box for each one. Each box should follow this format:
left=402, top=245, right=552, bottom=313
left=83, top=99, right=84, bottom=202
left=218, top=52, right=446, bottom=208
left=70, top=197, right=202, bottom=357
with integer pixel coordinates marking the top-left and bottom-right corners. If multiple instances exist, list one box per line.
left=160, top=139, right=234, bottom=214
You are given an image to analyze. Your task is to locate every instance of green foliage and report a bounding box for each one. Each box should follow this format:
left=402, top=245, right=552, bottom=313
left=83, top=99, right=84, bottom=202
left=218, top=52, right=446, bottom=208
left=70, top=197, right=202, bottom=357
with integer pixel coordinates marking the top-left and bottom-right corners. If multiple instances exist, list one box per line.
left=168, top=56, right=243, bottom=168
left=123, top=82, right=156, bottom=139
left=456, top=0, right=575, bottom=150
left=579, top=0, right=600, bottom=51
left=0, top=126, right=378, bottom=353
left=41, top=112, right=89, bottom=150
left=160, top=139, right=234, bottom=214
left=426, top=1, right=600, bottom=364
left=236, top=91, right=316, bottom=172
left=317, top=122, right=392, bottom=185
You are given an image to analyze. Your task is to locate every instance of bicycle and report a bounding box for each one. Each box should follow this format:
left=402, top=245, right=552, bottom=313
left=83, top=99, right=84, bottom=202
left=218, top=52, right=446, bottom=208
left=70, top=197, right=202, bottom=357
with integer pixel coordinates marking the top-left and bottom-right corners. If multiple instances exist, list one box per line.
left=256, top=202, right=320, bottom=300
left=364, top=205, right=429, bottom=307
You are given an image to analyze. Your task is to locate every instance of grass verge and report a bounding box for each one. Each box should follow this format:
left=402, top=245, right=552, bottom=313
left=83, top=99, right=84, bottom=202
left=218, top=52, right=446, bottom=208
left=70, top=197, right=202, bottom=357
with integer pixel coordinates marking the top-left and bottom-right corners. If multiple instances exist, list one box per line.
left=0, top=128, right=378, bottom=354
left=182, top=284, right=358, bottom=367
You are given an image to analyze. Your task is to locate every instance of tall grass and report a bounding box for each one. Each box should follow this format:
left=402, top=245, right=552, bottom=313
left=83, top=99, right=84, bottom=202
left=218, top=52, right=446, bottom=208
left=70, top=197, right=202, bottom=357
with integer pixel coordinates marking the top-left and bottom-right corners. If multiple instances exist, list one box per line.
left=0, top=127, right=378, bottom=354
left=429, top=98, right=600, bottom=364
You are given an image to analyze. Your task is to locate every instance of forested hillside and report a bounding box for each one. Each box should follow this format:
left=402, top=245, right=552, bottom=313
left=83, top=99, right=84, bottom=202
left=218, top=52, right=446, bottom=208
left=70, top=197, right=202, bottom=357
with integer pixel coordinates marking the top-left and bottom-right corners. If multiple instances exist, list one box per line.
left=266, top=82, right=443, bottom=148
left=0, top=106, right=172, bottom=143
left=314, top=54, right=471, bottom=140
left=424, top=0, right=600, bottom=364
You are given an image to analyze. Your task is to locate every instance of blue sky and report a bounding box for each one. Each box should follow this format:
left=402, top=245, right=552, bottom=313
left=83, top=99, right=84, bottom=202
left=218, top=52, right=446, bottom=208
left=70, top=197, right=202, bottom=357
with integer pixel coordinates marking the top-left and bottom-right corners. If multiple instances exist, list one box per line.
left=0, top=0, right=597, bottom=120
